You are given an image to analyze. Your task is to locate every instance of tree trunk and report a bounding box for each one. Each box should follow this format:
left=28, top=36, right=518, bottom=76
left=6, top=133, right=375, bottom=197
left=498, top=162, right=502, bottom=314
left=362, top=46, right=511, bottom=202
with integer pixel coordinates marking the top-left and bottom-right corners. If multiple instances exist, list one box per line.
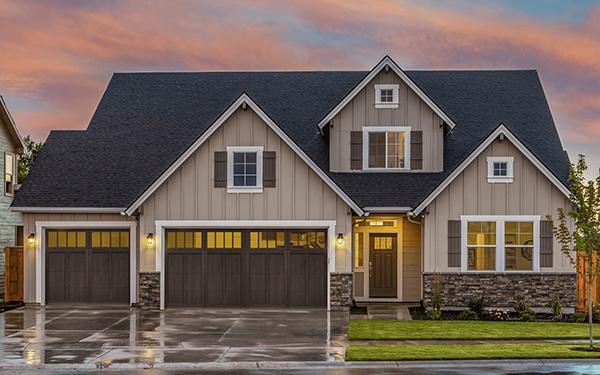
left=588, top=254, right=594, bottom=349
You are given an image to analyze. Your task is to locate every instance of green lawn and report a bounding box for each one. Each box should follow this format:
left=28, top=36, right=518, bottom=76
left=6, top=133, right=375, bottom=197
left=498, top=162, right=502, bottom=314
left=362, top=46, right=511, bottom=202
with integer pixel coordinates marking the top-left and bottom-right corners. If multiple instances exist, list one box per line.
left=346, top=343, right=600, bottom=361
left=349, top=320, right=597, bottom=340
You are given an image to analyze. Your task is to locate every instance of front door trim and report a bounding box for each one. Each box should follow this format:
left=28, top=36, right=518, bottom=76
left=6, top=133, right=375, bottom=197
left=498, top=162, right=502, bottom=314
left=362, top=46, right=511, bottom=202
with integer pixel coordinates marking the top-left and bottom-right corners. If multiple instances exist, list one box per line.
left=155, top=220, right=337, bottom=310
left=34, top=221, right=138, bottom=305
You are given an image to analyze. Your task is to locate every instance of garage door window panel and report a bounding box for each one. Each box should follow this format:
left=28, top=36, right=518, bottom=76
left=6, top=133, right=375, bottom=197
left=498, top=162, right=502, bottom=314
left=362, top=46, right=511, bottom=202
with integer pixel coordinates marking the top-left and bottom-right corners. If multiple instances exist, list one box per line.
left=206, top=231, right=242, bottom=249
left=290, top=231, right=326, bottom=249
left=250, top=231, right=285, bottom=249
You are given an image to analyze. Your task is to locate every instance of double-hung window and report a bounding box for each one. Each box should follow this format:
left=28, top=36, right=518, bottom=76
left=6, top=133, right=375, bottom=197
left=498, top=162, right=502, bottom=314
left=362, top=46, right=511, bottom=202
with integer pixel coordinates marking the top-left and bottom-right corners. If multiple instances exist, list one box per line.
left=363, top=126, right=410, bottom=170
left=461, top=216, right=540, bottom=272
left=226, top=146, right=263, bottom=192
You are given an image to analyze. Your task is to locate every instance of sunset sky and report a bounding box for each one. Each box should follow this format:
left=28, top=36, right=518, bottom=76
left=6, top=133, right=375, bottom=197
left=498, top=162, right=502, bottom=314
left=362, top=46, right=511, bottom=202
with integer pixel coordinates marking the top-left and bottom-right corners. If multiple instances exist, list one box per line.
left=1, top=0, right=599, bottom=176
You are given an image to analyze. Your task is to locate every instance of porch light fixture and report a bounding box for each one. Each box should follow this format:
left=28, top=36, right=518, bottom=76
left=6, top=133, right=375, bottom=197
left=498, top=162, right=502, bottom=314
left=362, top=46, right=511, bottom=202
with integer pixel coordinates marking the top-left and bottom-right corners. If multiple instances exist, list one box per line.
left=146, top=233, right=154, bottom=246
left=27, top=233, right=35, bottom=245
left=336, top=233, right=344, bottom=246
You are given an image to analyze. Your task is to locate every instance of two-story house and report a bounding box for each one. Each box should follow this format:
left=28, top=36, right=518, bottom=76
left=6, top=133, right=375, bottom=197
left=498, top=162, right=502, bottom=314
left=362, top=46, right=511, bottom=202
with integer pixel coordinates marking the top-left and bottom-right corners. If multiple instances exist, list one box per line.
left=0, top=96, right=25, bottom=298
left=11, top=56, right=574, bottom=310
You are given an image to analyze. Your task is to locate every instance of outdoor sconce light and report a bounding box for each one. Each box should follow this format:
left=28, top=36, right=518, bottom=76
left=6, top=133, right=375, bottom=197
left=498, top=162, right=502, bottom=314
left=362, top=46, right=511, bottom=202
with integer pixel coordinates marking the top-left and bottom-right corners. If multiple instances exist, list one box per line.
left=146, top=233, right=154, bottom=246
left=27, top=233, right=35, bottom=245
left=336, top=233, right=344, bottom=246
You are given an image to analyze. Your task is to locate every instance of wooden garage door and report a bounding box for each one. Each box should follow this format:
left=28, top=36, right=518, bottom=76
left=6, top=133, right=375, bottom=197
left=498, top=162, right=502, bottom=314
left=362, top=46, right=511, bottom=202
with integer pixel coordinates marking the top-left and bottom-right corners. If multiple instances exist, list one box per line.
left=46, top=229, right=130, bottom=304
left=165, top=229, right=327, bottom=307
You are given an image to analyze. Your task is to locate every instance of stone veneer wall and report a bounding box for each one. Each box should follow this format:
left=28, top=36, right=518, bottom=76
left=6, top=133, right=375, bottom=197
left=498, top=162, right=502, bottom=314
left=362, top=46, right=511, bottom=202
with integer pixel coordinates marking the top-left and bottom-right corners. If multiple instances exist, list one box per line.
left=330, top=272, right=353, bottom=310
left=423, top=273, right=577, bottom=309
left=138, top=272, right=160, bottom=310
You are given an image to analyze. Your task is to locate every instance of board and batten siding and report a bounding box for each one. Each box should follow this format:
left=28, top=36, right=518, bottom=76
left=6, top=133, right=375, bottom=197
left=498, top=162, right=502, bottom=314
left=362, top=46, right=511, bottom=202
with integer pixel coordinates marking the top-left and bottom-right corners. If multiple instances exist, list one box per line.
left=0, top=117, right=22, bottom=295
left=138, top=106, right=353, bottom=273
left=22, top=213, right=133, bottom=303
left=423, top=138, right=573, bottom=273
left=329, top=70, right=444, bottom=172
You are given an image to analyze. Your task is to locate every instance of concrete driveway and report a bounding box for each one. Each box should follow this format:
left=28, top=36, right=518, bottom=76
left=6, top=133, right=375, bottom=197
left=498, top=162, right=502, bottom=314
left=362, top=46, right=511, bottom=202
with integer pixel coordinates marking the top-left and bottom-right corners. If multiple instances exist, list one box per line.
left=0, top=305, right=348, bottom=366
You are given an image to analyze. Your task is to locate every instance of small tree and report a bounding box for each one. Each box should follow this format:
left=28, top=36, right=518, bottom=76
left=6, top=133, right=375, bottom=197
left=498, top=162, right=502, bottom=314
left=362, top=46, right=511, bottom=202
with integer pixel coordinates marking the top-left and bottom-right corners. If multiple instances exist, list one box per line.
left=17, top=135, right=43, bottom=184
left=552, top=155, right=600, bottom=350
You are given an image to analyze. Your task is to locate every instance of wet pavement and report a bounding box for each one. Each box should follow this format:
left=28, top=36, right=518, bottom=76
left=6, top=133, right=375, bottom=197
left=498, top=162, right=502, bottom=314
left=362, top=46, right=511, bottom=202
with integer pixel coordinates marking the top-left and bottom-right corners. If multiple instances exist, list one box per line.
left=0, top=305, right=348, bottom=367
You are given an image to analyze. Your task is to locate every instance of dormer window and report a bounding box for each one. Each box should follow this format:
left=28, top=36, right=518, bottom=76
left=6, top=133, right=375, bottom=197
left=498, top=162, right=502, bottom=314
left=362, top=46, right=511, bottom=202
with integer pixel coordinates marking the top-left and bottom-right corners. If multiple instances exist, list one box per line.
left=487, top=156, right=514, bottom=183
left=363, top=127, right=410, bottom=170
left=375, top=84, right=399, bottom=109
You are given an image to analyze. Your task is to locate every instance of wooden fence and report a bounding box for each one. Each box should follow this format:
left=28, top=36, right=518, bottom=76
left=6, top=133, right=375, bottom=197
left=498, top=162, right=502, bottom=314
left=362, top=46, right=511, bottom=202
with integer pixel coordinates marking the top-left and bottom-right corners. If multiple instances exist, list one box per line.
left=577, top=253, right=600, bottom=311
left=4, top=246, right=23, bottom=302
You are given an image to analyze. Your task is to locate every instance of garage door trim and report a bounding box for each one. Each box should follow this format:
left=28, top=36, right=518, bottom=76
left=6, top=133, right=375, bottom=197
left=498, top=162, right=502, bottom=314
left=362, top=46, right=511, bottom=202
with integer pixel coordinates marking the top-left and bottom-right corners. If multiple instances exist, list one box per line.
left=34, top=221, right=137, bottom=305
left=155, top=220, right=337, bottom=310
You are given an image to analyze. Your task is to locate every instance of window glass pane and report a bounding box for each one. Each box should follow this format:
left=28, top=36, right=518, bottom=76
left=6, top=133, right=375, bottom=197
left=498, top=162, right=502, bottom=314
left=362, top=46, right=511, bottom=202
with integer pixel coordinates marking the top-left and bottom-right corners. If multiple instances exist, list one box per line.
left=224, top=232, right=233, bottom=248
left=386, top=132, right=405, bottom=168
left=467, top=247, right=496, bottom=270
left=505, top=221, right=534, bottom=271
left=67, top=232, right=76, bottom=248
left=5, top=154, right=13, bottom=175
left=233, top=232, right=242, bottom=248
left=250, top=232, right=259, bottom=248
left=233, top=176, right=244, bottom=186
left=75, top=232, right=86, bottom=248
left=120, top=232, right=129, bottom=248
left=194, top=232, right=202, bottom=248
left=246, top=152, right=256, bottom=163
left=368, top=132, right=386, bottom=168
left=111, top=232, right=120, bottom=247
left=92, top=232, right=101, bottom=248
left=493, top=162, right=508, bottom=176
left=215, top=232, right=224, bottom=248
left=58, top=231, right=67, bottom=247
left=48, top=232, right=57, bottom=248
left=101, top=232, right=110, bottom=247
left=246, top=176, right=256, bottom=186
left=276, top=232, right=285, bottom=247
left=184, top=232, right=193, bottom=248
left=233, top=153, right=244, bottom=163
left=505, top=247, right=533, bottom=271
left=175, top=232, right=184, bottom=248
left=467, top=221, right=496, bottom=245
left=380, top=89, right=393, bottom=102
left=207, top=232, right=215, bottom=248
left=355, top=232, right=364, bottom=267
left=167, top=232, right=176, bottom=249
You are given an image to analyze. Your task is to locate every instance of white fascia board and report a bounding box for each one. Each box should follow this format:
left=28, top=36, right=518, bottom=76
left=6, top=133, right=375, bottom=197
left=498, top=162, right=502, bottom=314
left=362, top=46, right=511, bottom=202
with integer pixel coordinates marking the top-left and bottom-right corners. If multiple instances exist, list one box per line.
left=11, top=206, right=126, bottom=213
left=411, top=124, right=571, bottom=215
left=317, top=56, right=456, bottom=132
left=125, top=93, right=364, bottom=216
left=363, top=207, right=412, bottom=214
left=0, top=96, right=25, bottom=153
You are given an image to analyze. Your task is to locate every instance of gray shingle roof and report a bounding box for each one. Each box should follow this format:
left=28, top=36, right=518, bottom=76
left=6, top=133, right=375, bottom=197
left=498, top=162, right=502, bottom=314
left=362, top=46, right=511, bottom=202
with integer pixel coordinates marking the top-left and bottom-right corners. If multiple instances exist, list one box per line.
left=12, top=69, right=570, bottom=211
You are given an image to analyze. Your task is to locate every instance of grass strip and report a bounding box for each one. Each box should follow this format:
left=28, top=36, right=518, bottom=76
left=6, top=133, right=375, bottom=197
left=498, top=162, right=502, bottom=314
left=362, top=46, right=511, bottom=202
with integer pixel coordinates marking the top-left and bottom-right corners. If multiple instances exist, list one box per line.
left=349, top=320, right=597, bottom=340
left=346, top=343, right=600, bottom=361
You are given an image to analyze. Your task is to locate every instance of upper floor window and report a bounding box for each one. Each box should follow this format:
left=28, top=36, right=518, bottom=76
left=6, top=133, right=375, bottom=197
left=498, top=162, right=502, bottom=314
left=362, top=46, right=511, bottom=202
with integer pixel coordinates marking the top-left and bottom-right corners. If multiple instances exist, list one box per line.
left=5, top=152, right=15, bottom=196
left=362, top=127, right=410, bottom=170
left=487, top=156, right=514, bottom=183
left=374, top=84, right=399, bottom=109
left=461, top=215, right=540, bottom=273
left=227, top=146, right=263, bottom=193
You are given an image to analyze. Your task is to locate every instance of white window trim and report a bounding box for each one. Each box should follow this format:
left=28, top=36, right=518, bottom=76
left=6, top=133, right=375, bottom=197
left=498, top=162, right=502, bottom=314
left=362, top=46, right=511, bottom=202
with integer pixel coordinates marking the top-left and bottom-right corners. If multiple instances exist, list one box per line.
left=226, top=146, right=263, bottom=193
left=4, top=151, right=15, bottom=197
left=487, top=156, right=514, bottom=183
left=362, top=126, right=411, bottom=171
left=460, top=215, right=540, bottom=273
left=374, top=84, right=399, bottom=109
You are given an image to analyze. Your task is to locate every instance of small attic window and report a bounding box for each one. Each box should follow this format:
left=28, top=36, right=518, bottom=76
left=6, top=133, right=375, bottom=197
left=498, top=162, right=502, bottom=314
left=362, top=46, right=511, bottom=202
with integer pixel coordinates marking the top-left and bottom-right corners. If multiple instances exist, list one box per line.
left=487, top=156, right=514, bottom=183
left=375, top=84, right=399, bottom=109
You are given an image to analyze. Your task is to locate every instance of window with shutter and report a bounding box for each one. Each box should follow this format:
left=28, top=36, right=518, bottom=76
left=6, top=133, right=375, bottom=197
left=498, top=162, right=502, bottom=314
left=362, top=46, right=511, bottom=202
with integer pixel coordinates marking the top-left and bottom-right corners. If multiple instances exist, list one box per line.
left=540, top=220, right=553, bottom=267
left=214, top=151, right=227, bottom=188
left=410, top=131, right=423, bottom=170
left=263, top=151, right=276, bottom=188
left=448, top=220, right=461, bottom=267
left=350, top=131, right=362, bottom=170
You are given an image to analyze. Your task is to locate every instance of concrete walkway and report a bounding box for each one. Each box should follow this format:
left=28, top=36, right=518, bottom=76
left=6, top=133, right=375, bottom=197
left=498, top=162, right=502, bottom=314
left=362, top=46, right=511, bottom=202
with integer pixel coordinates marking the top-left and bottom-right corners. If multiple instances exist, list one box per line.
left=351, top=303, right=414, bottom=320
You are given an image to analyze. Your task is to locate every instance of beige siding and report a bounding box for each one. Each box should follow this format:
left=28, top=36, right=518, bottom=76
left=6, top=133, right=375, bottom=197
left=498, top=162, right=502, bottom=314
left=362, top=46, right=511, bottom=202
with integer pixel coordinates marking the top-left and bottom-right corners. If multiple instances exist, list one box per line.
left=402, top=217, right=422, bottom=301
left=139, top=106, right=353, bottom=272
left=329, top=70, right=444, bottom=172
left=22, top=213, right=132, bottom=303
left=423, top=138, right=573, bottom=273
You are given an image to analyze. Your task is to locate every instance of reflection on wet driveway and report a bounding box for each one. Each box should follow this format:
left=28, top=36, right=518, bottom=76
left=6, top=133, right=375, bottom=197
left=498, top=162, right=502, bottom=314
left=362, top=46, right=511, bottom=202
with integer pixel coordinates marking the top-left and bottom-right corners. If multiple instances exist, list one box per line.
left=0, top=305, right=348, bottom=366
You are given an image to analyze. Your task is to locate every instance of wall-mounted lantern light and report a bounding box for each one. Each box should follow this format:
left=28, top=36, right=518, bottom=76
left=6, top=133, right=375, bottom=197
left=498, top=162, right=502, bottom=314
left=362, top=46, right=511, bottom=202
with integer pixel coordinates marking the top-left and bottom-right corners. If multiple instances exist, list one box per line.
left=146, top=233, right=154, bottom=246
left=27, top=233, right=35, bottom=245
left=336, top=233, right=344, bottom=246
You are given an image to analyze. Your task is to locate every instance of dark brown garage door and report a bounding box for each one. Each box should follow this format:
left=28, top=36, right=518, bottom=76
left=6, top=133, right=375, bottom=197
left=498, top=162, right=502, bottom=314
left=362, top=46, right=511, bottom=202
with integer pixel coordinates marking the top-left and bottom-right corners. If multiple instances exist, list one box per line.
left=166, top=229, right=327, bottom=307
left=46, top=229, right=130, bottom=304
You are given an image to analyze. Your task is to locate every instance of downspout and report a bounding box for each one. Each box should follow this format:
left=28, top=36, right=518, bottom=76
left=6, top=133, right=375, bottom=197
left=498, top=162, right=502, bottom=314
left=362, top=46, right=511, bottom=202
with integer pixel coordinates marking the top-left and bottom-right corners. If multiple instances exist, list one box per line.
left=406, top=211, right=422, bottom=226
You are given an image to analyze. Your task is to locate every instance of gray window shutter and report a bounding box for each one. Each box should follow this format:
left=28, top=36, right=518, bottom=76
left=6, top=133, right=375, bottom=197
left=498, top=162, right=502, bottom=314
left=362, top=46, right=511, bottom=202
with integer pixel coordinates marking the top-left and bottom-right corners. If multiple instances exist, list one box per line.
left=214, top=151, right=227, bottom=188
left=350, top=131, right=363, bottom=170
left=448, top=220, right=461, bottom=267
left=263, top=151, right=276, bottom=188
left=410, top=130, right=423, bottom=170
left=541, top=220, right=554, bottom=267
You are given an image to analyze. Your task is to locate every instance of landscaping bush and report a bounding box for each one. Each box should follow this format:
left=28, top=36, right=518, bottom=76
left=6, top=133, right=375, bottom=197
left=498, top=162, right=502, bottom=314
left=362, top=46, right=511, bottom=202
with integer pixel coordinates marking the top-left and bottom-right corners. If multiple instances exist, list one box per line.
left=468, top=296, right=488, bottom=317
left=571, top=311, right=587, bottom=323
left=551, top=297, right=563, bottom=321
left=487, top=308, right=509, bottom=321
left=592, top=304, right=600, bottom=324
left=458, top=308, right=478, bottom=320
left=427, top=276, right=443, bottom=320
left=514, top=299, right=536, bottom=322
left=426, top=308, right=442, bottom=320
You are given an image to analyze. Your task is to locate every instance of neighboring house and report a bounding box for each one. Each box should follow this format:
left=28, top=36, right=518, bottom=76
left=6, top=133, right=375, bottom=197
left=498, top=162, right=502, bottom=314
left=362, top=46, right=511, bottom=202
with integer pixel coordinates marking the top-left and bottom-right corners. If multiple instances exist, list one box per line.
left=0, top=96, right=25, bottom=297
left=11, top=56, right=574, bottom=311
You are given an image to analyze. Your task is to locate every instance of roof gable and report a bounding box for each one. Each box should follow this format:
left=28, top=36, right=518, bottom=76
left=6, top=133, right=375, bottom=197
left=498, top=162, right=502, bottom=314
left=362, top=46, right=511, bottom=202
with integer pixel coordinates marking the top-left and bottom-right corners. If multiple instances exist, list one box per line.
left=0, top=96, right=25, bottom=153
left=317, top=56, right=457, bottom=132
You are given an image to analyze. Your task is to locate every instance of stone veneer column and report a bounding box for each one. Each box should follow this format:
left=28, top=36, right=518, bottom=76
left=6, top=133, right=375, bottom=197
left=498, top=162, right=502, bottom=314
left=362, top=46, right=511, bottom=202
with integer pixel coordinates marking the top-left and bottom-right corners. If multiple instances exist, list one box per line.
left=422, top=272, right=577, bottom=309
left=137, top=272, right=160, bottom=310
left=330, top=272, right=353, bottom=310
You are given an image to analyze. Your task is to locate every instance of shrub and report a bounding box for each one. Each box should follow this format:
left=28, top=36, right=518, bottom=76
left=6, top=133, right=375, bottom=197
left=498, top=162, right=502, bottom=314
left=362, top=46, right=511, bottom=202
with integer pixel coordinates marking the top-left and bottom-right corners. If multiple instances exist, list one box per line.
left=431, top=280, right=442, bottom=311
left=551, top=297, right=563, bottom=321
left=592, top=304, right=600, bottom=323
left=487, top=308, right=509, bottom=321
left=514, top=299, right=536, bottom=322
left=468, top=296, right=488, bottom=317
left=572, top=311, right=587, bottom=323
left=458, top=308, right=478, bottom=320
left=426, top=308, right=442, bottom=320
